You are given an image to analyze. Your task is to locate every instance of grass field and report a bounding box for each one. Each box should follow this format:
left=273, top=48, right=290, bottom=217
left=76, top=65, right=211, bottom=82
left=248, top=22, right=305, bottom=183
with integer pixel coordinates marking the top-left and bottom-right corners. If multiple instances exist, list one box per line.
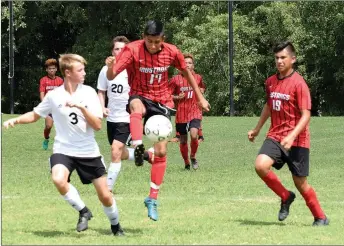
left=1, top=115, right=344, bottom=245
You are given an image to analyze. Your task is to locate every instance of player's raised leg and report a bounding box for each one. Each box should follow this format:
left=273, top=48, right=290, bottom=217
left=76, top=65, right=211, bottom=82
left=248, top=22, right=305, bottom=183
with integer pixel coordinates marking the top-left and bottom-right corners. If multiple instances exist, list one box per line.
left=144, top=140, right=168, bottom=221
left=129, top=98, right=147, bottom=166
left=50, top=155, right=92, bottom=232
left=43, top=115, right=53, bottom=150
left=255, top=153, right=295, bottom=221
left=198, top=126, right=204, bottom=142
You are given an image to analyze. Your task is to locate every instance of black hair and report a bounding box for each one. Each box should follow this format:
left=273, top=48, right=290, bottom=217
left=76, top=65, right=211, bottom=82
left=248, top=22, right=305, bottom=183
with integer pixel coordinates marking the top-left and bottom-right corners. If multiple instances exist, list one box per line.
left=144, top=20, right=164, bottom=36
left=273, top=41, right=296, bottom=56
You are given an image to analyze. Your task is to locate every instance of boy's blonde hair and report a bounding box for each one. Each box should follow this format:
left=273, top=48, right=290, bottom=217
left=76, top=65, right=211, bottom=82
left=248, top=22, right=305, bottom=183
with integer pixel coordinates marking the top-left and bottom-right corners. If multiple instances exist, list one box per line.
left=59, top=54, right=87, bottom=77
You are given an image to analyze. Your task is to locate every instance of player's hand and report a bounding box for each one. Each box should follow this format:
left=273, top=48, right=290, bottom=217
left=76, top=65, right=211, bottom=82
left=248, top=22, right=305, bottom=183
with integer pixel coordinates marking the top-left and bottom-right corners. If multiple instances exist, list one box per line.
left=105, top=56, right=116, bottom=68
left=198, top=99, right=210, bottom=112
left=248, top=129, right=259, bottom=142
left=3, top=118, right=17, bottom=129
left=281, top=134, right=295, bottom=151
left=103, top=108, right=110, bottom=117
left=66, top=101, right=84, bottom=110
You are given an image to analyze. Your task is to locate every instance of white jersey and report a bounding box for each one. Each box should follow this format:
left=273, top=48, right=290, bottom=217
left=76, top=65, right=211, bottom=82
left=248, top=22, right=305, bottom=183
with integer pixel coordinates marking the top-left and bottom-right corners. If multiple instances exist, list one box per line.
left=34, top=84, right=103, bottom=157
left=97, top=66, right=130, bottom=123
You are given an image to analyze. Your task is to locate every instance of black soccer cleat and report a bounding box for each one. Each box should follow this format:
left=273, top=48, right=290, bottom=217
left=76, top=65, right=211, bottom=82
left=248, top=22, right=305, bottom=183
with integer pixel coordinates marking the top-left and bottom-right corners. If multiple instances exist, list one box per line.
left=185, top=164, right=191, bottom=170
left=278, top=191, right=296, bottom=221
left=198, top=136, right=204, bottom=142
left=76, top=208, right=93, bottom=232
left=134, top=144, right=145, bottom=166
left=312, top=217, right=329, bottom=226
left=111, top=223, right=125, bottom=236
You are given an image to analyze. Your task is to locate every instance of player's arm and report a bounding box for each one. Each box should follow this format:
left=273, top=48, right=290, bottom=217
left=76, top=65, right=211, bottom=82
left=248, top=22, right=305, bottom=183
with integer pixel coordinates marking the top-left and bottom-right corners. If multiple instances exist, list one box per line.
left=181, top=69, right=209, bottom=111
left=66, top=102, right=102, bottom=131
left=97, top=67, right=109, bottom=117
left=97, top=90, right=109, bottom=117
left=106, top=46, right=133, bottom=80
left=3, top=111, right=41, bottom=129
left=248, top=103, right=270, bottom=142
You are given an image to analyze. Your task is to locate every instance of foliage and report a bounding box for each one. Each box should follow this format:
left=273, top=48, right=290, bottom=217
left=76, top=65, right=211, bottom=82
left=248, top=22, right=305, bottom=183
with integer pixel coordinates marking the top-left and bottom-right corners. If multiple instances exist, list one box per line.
left=1, top=1, right=344, bottom=115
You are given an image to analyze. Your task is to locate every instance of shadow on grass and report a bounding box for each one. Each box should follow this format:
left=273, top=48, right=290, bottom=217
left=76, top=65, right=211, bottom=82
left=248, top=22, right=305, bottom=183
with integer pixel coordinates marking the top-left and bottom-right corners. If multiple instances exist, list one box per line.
left=93, top=227, right=144, bottom=236
left=32, top=230, right=83, bottom=238
left=235, top=219, right=286, bottom=226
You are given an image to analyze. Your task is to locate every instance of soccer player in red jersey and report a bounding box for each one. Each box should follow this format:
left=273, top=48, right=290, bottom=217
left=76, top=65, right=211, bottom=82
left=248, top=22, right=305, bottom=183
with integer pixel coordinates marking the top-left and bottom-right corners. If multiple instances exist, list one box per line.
left=248, top=41, right=329, bottom=226
left=106, top=20, right=210, bottom=221
left=39, top=58, right=64, bottom=150
left=169, top=53, right=206, bottom=170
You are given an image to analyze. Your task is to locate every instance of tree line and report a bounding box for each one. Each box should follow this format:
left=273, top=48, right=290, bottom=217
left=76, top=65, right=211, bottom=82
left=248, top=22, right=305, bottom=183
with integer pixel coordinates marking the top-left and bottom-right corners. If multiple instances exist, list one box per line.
left=1, top=1, right=344, bottom=116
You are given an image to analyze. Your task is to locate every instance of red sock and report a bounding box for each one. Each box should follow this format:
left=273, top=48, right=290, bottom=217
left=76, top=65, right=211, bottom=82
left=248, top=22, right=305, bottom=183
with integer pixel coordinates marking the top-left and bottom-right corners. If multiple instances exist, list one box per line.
left=262, top=171, right=290, bottom=201
left=44, top=128, right=51, bottom=139
left=198, top=128, right=203, bottom=137
left=179, top=143, right=190, bottom=165
left=130, top=113, right=143, bottom=141
left=190, top=139, right=199, bottom=159
left=301, top=187, right=326, bottom=219
left=149, top=156, right=167, bottom=200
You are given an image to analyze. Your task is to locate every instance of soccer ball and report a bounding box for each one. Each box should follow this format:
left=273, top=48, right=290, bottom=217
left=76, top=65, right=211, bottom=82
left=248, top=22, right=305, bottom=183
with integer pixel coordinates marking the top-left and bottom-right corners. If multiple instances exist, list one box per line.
left=144, top=115, right=173, bottom=142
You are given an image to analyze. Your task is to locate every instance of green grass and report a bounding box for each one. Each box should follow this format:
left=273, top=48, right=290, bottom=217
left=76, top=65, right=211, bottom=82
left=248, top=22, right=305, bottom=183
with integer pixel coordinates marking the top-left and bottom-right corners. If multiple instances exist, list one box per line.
left=2, top=115, right=344, bottom=245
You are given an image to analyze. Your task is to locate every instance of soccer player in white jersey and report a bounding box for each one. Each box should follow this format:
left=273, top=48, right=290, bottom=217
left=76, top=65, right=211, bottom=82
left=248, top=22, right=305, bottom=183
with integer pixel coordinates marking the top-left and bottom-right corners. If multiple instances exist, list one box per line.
left=98, top=36, right=154, bottom=192
left=3, top=54, right=124, bottom=236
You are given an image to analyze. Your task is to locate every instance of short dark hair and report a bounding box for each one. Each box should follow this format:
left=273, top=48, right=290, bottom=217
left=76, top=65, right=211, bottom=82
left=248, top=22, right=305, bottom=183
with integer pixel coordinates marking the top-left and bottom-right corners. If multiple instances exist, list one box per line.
left=111, top=36, right=129, bottom=50
left=144, top=20, right=164, bottom=36
left=273, top=41, right=296, bottom=56
left=184, top=53, right=194, bottom=61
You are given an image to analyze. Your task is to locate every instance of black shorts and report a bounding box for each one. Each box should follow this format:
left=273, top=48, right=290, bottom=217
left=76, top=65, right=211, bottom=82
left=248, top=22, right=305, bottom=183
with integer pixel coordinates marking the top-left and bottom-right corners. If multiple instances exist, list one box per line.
left=50, top=153, right=106, bottom=184
left=107, top=121, right=131, bottom=146
left=258, top=138, right=310, bottom=177
left=176, top=119, right=202, bottom=135
left=127, top=95, right=171, bottom=127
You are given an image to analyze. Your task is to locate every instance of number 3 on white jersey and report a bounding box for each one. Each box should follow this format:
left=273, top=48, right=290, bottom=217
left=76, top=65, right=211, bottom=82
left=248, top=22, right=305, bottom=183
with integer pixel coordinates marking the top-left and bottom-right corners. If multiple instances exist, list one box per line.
left=149, top=74, right=162, bottom=84
left=272, top=99, right=281, bottom=111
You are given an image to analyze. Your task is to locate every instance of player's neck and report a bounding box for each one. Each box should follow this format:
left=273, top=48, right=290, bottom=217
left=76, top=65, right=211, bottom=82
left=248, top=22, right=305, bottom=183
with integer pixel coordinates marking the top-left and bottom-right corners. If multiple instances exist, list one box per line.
left=64, top=80, right=79, bottom=94
left=278, top=68, right=294, bottom=79
left=47, top=74, right=56, bottom=79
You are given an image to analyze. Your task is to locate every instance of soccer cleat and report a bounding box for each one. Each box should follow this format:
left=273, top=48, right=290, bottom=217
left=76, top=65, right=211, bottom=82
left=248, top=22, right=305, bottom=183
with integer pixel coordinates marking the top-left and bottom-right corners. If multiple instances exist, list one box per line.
left=312, top=217, right=329, bottom=226
left=76, top=209, right=93, bottom=232
left=198, top=136, right=204, bottom=143
left=134, top=144, right=145, bottom=166
left=42, top=139, right=49, bottom=150
left=144, top=197, right=158, bottom=221
left=111, top=223, right=125, bottom=236
left=278, top=191, right=296, bottom=221
left=185, top=164, right=191, bottom=170
left=191, top=158, right=199, bottom=170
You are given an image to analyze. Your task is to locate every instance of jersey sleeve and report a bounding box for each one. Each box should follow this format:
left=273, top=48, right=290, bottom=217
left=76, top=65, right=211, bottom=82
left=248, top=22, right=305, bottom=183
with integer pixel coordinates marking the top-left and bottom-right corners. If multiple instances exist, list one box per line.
left=87, top=88, right=103, bottom=119
left=33, top=92, right=52, bottom=118
left=172, top=49, right=187, bottom=71
left=296, top=81, right=312, bottom=110
left=113, top=46, right=133, bottom=75
left=39, top=78, right=45, bottom=93
left=97, top=66, right=108, bottom=91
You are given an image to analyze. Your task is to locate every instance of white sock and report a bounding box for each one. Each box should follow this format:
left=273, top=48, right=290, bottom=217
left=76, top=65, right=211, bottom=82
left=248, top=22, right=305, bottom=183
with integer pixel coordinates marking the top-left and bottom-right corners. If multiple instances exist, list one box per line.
left=103, top=198, right=119, bottom=225
left=132, top=140, right=143, bottom=146
left=107, top=162, right=121, bottom=191
left=62, top=183, right=86, bottom=211
left=127, top=148, right=135, bottom=161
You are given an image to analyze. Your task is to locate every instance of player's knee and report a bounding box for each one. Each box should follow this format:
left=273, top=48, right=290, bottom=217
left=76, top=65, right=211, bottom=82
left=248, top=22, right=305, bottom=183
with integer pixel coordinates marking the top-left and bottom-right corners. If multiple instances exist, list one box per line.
left=51, top=175, right=67, bottom=188
left=111, top=143, right=123, bottom=160
left=255, top=159, right=270, bottom=175
left=98, top=191, right=113, bottom=206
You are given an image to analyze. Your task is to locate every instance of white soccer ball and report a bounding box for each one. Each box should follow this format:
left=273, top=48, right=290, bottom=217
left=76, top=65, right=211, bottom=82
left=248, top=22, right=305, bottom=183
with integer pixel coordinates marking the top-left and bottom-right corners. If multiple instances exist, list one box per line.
left=144, top=115, right=173, bottom=142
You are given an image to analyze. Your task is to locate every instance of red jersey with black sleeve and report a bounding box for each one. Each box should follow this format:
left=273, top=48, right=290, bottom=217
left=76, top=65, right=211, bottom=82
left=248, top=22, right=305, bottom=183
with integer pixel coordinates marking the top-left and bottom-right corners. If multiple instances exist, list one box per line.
left=39, top=76, right=64, bottom=95
left=265, top=71, right=311, bottom=148
left=112, top=40, right=187, bottom=108
left=169, top=72, right=205, bottom=123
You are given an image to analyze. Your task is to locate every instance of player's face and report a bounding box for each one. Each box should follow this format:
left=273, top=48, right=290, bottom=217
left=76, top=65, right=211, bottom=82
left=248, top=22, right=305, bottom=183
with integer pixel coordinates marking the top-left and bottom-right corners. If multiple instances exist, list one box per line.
left=46, top=65, right=57, bottom=77
left=66, top=62, right=86, bottom=84
left=112, top=42, right=126, bottom=57
left=185, top=58, right=194, bottom=71
left=143, top=35, right=165, bottom=54
left=274, top=49, right=296, bottom=74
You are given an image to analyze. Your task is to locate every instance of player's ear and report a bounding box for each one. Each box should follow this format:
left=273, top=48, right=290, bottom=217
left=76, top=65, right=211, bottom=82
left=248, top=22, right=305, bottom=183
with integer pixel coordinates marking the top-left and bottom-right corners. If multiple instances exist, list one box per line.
left=161, top=35, right=165, bottom=42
